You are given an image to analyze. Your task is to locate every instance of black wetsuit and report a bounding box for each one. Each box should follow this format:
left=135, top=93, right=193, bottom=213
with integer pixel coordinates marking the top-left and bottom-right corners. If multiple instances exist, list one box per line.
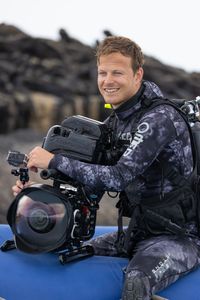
left=49, top=81, right=200, bottom=300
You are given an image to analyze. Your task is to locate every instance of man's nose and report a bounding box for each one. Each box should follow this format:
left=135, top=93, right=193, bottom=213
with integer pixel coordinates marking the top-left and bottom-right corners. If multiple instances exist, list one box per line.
left=104, top=73, right=114, bottom=84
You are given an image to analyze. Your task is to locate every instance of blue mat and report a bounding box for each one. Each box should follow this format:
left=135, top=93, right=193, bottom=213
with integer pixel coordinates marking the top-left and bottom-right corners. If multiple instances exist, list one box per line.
left=0, top=225, right=199, bottom=300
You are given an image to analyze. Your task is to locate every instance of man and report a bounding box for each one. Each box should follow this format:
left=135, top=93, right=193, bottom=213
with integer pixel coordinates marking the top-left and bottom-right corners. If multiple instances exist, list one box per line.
left=12, top=36, right=200, bottom=300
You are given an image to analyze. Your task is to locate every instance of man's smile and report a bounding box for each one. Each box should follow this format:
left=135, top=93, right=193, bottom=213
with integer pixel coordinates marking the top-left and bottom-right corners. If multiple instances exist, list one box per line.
left=104, top=88, right=120, bottom=94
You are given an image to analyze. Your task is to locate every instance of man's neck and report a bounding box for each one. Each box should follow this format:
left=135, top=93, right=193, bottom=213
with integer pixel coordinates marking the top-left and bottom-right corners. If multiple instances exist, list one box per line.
left=114, top=83, right=144, bottom=113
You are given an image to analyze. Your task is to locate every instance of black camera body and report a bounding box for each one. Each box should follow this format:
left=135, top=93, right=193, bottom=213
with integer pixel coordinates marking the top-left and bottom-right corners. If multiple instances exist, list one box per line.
left=4, top=115, right=112, bottom=263
left=43, top=115, right=109, bottom=163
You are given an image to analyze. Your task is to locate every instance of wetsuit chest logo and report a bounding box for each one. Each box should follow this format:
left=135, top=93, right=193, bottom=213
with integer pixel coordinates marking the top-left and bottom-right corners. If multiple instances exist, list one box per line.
left=123, top=122, right=149, bottom=157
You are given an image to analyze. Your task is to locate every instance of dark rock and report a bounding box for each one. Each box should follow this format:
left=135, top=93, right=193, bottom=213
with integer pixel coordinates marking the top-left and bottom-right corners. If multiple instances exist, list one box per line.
left=0, top=23, right=199, bottom=134
left=143, top=56, right=199, bottom=99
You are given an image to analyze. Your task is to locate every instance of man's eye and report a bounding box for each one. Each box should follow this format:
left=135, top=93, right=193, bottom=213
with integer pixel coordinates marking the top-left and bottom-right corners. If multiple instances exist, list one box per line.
left=114, top=71, right=122, bottom=75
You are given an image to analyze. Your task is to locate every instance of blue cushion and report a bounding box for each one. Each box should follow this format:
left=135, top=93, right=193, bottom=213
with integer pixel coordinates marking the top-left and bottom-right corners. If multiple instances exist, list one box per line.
left=0, top=225, right=199, bottom=300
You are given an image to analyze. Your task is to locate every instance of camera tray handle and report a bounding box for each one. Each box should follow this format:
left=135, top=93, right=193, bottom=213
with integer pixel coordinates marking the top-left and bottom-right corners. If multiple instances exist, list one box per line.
left=1, top=240, right=94, bottom=265
left=59, top=245, right=94, bottom=264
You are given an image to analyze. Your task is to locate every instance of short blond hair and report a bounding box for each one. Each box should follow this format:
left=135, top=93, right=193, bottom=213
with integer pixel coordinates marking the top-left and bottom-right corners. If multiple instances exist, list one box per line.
left=96, top=36, right=144, bottom=73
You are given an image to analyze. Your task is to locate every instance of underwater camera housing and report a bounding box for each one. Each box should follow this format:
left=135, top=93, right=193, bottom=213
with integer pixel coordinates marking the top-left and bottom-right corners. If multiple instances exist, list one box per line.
left=2, top=115, right=110, bottom=263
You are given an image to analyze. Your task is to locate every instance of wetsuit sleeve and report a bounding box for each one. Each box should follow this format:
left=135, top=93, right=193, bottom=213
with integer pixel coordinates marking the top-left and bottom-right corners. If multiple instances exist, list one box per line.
left=48, top=110, right=177, bottom=192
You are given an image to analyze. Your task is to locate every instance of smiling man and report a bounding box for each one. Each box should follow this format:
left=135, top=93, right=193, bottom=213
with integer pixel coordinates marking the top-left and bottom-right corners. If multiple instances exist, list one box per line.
left=97, top=51, right=143, bottom=108
left=13, top=36, right=200, bottom=300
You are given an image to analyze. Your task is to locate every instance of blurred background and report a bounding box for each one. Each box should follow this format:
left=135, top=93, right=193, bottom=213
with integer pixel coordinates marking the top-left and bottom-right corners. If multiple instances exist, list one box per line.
left=0, top=0, right=199, bottom=224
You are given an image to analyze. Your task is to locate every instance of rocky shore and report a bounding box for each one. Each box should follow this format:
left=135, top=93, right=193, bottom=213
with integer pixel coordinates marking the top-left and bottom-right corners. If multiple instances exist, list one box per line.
left=0, top=23, right=199, bottom=224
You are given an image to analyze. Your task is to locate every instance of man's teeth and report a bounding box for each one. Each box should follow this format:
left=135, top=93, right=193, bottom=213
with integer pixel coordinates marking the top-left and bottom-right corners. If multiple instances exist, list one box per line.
left=104, top=88, right=119, bottom=93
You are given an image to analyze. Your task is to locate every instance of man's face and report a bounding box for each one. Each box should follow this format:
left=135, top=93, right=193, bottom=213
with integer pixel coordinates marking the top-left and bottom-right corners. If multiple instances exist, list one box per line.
left=97, top=52, right=143, bottom=108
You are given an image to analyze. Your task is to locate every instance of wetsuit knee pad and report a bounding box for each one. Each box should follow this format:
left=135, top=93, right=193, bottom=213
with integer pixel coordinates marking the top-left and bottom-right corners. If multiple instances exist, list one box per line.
left=122, top=271, right=150, bottom=300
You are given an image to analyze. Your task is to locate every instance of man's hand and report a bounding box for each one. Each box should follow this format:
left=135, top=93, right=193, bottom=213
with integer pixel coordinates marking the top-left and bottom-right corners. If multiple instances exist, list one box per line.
left=12, top=179, right=34, bottom=197
left=27, top=146, right=54, bottom=171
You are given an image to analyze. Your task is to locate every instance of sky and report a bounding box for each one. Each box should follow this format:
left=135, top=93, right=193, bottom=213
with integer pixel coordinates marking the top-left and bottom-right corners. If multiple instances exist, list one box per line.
left=1, top=0, right=200, bottom=73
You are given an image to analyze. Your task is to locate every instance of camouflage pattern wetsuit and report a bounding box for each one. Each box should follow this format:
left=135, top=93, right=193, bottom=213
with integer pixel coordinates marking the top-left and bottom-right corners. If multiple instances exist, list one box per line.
left=49, top=81, right=200, bottom=300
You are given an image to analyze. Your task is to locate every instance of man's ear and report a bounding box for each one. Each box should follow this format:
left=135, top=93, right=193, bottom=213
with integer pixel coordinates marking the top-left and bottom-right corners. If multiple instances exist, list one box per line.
left=135, top=67, right=144, bottom=83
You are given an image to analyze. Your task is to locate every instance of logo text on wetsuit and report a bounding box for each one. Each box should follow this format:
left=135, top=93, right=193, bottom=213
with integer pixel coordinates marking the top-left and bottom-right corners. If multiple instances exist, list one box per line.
left=123, top=122, right=149, bottom=157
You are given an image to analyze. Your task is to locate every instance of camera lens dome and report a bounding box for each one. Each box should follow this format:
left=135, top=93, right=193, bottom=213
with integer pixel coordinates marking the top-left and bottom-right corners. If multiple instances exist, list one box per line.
left=7, top=184, right=74, bottom=253
left=27, top=204, right=55, bottom=233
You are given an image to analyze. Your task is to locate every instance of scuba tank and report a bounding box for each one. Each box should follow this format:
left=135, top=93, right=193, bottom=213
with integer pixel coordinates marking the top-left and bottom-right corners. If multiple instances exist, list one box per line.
left=180, top=96, right=200, bottom=174
left=191, top=122, right=200, bottom=174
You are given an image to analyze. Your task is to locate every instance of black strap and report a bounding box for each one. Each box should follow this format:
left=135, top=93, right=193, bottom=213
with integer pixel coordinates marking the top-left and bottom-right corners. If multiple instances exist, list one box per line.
left=144, top=209, right=196, bottom=238
left=122, top=206, right=145, bottom=255
left=160, top=158, right=194, bottom=189
left=115, top=204, right=125, bottom=255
